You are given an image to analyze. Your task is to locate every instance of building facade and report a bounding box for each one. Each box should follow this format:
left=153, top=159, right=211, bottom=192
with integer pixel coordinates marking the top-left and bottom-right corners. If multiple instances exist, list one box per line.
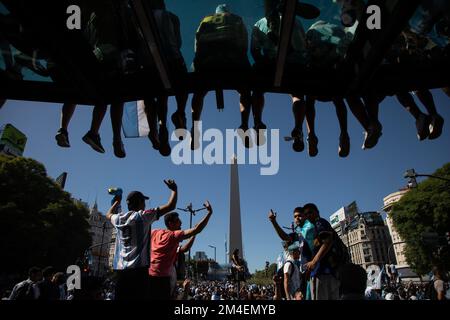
left=193, top=251, right=208, bottom=261
left=339, top=212, right=393, bottom=270
left=88, top=202, right=113, bottom=277
left=383, top=189, right=410, bottom=267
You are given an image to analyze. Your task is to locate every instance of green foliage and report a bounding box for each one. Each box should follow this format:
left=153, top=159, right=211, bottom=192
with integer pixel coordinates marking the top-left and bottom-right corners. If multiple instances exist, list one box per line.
left=250, top=263, right=277, bottom=286
left=391, top=163, right=450, bottom=275
left=0, top=155, right=91, bottom=274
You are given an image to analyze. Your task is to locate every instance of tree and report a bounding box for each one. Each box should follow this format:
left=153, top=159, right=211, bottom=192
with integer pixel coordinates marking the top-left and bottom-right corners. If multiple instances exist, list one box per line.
left=391, top=163, right=450, bottom=275
left=250, top=263, right=278, bottom=286
left=0, top=155, right=91, bottom=275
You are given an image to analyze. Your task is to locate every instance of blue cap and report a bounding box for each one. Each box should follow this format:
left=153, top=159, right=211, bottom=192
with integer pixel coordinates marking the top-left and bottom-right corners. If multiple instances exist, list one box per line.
left=216, top=4, right=230, bottom=14
left=287, top=241, right=301, bottom=252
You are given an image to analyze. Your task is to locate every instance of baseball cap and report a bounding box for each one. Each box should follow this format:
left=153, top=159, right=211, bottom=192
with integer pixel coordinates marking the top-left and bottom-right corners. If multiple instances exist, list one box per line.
left=126, top=191, right=149, bottom=204
left=287, top=241, right=301, bottom=252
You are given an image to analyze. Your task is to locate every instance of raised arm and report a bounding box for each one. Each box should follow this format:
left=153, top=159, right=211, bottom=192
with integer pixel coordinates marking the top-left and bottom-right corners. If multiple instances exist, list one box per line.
left=268, top=210, right=290, bottom=241
left=182, top=201, right=213, bottom=239
left=158, top=179, right=178, bottom=217
left=179, top=236, right=196, bottom=254
left=106, top=198, right=121, bottom=221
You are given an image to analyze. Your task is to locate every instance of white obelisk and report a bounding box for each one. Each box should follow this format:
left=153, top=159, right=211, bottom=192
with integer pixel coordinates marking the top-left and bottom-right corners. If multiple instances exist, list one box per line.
left=229, top=155, right=243, bottom=263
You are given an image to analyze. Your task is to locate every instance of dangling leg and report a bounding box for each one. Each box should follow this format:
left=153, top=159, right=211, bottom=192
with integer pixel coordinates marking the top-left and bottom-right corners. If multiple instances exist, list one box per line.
left=305, top=96, right=318, bottom=157
left=415, top=90, right=444, bottom=139
left=56, top=103, right=76, bottom=148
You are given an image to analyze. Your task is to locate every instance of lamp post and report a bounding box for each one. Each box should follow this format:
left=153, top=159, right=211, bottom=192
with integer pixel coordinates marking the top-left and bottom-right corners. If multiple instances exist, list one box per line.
left=404, top=168, right=450, bottom=188
left=208, top=245, right=217, bottom=262
left=178, top=203, right=207, bottom=277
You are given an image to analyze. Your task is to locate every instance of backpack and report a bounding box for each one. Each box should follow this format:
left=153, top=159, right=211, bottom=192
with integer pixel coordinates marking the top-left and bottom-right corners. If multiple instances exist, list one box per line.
left=276, top=261, right=296, bottom=299
left=13, top=281, right=35, bottom=300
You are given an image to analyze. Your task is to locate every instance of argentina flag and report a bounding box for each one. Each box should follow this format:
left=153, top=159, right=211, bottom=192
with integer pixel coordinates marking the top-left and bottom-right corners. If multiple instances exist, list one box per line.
left=122, top=100, right=149, bottom=138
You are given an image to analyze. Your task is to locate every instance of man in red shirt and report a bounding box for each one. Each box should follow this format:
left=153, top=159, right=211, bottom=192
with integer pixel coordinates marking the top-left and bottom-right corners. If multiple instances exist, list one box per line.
left=149, top=201, right=213, bottom=300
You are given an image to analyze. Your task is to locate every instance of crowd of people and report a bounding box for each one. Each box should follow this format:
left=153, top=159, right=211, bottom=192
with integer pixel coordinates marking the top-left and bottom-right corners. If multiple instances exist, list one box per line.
left=3, top=1, right=447, bottom=158
left=3, top=188, right=448, bottom=301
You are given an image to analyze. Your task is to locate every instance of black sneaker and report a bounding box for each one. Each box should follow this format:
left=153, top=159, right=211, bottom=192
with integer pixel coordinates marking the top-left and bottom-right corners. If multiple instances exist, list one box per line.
left=55, top=128, right=70, bottom=148
left=429, top=114, right=444, bottom=140
left=158, top=126, right=171, bottom=157
left=82, top=131, right=105, bottom=153
left=363, top=122, right=382, bottom=150
left=291, top=128, right=304, bottom=153
left=307, top=133, right=319, bottom=157
left=113, top=139, right=126, bottom=158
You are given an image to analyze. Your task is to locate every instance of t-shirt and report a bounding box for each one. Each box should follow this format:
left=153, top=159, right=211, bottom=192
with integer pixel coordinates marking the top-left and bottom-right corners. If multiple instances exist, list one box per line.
left=110, top=208, right=159, bottom=270
left=194, top=12, right=248, bottom=68
left=283, top=260, right=301, bottom=299
left=295, top=220, right=315, bottom=258
left=150, top=229, right=185, bottom=277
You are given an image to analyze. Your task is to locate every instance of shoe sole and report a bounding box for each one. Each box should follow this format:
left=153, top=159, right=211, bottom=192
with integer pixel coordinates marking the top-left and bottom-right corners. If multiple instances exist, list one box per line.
left=428, top=118, right=444, bottom=140
left=82, top=136, right=105, bottom=153
left=55, top=134, right=70, bottom=148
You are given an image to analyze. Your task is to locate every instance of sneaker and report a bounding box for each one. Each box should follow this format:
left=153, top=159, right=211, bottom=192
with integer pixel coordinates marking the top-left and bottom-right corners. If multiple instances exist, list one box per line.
left=158, top=126, right=171, bottom=157
left=82, top=131, right=105, bottom=153
left=113, top=139, right=126, bottom=158
left=171, top=111, right=187, bottom=141
left=363, top=122, right=382, bottom=150
left=254, top=122, right=267, bottom=147
left=291, top=128, right=304, bottom=153
left=339, top=133, right=350, bottom=158
left=190, top=125, right=201, bottom=151
left=148, top=131, right=160, bottom=150
left=237, top=125, right=253, bottom=149
left=428, top=114, right=444, bottom=140
left=415, top=113, right=431, bottom=141
left=55, top=128, right=70, bottom=148
left=307, top=133, right=319, bottom=157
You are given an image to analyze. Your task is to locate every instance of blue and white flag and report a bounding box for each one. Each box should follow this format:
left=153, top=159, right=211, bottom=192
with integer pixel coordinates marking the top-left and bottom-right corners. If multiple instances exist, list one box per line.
left=122, top=100, right=149, bottom=138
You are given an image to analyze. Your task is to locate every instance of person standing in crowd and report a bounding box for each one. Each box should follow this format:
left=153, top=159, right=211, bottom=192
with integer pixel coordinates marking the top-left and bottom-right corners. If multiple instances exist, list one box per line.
left=106, top=179, right=178, bottom=300
left=8, top=267, right=42, bottom=300
left=431, top=265, right=448, bottom=300
left=303, top=203, right=346, bottom=300
left=37, top=266, right=59, bottom=300
left=268, top=207, right=313, bottom=299
left=149, top=201, right=214, bottom=300
left=283, top=242, right=302, bottom=300
left=339, top=263, right=367, bottom=300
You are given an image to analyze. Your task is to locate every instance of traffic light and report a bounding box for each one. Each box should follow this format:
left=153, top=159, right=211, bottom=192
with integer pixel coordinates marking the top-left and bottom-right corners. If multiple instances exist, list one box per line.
left=446, top=232, right=450, bottom=245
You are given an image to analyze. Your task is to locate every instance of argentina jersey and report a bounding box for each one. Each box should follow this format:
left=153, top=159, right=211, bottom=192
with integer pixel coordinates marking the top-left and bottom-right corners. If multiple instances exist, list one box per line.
left=111, top=208, right=159, bottom=270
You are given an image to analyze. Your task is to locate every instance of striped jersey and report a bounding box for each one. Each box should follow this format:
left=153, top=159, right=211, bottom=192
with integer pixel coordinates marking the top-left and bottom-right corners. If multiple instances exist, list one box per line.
left=111, top=208, right=159, bottom=270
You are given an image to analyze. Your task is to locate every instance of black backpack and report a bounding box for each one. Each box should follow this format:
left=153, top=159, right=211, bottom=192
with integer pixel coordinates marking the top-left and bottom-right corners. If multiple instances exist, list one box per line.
left=276, top=261, right=296, bottom=299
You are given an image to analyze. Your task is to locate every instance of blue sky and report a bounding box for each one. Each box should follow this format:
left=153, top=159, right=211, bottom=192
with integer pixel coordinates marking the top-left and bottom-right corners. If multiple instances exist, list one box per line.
left=1, top=89, right=449, bottom=272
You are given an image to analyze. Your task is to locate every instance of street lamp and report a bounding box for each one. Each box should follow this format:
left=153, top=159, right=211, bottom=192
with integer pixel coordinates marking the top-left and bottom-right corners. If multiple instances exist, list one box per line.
left=208, top=245, right=217, bottom=262
left=404, top=168, right=450, bottom=188
left=178, top=203, right=207, bottom=262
